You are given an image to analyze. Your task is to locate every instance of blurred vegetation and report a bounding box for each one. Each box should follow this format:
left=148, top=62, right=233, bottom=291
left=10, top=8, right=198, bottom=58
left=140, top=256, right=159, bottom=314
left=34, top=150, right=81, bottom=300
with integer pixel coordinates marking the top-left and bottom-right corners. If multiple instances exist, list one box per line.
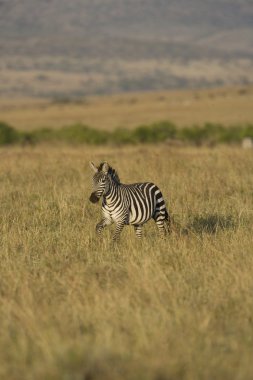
left=0, top=121, right=20, bottom=145
left=1, top=120, right=253, bottom=146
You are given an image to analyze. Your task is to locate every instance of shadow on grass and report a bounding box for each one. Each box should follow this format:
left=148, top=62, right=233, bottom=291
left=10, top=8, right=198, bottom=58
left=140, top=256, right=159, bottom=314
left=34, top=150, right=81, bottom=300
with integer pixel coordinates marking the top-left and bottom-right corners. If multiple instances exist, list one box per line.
left=187, top=214, right=237, bottom=234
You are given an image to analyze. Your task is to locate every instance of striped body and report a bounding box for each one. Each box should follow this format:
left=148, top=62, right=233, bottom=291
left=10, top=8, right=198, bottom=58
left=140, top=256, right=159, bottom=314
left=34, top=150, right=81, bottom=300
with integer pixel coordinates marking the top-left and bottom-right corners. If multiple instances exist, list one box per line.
left=89, top=162, right=170, bottom=241
left=102, top=182, right=167, bottom=225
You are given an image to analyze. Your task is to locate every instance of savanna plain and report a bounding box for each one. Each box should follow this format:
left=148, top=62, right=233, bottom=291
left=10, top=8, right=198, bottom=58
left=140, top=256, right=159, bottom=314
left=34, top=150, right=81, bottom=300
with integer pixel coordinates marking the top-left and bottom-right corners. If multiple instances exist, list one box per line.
left=0, top=87, right=253, bottom=380
left=0, top=144, right=253, bottom=380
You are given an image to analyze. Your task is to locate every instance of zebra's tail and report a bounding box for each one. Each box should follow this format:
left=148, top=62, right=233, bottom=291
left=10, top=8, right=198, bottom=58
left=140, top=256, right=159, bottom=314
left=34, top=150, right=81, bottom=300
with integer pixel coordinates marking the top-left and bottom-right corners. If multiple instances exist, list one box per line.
left=163, top=199, right=189, bottom=236
left=164, top=207, right=172, bottom=234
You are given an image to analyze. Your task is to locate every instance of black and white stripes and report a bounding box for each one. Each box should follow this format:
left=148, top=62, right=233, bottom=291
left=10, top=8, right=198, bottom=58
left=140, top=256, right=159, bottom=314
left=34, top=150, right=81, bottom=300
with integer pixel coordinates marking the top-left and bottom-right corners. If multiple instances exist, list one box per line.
left=89, top=161, right=170, bottom=241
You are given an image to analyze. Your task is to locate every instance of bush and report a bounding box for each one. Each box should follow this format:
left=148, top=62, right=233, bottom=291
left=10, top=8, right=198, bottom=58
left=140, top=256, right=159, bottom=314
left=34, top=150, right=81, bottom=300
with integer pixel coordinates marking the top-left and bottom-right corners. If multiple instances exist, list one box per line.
left=26, top=128, right=56, bottom=143
left=178, top=123, right=224, bottom=145
left=132, top=121, right=176, bottom=143
left=218, top=124, right=253, bottom=143
left=111, top=128, right=135, bottom=144
left=28, top=124, right=110, bottom=145
left=242, top=124, right=253, bottom=139
left=0, top=120, right=253, bottom=146
left=56, top=124, right=110, bottom=144
left=0, top=122, right=19, bottom=145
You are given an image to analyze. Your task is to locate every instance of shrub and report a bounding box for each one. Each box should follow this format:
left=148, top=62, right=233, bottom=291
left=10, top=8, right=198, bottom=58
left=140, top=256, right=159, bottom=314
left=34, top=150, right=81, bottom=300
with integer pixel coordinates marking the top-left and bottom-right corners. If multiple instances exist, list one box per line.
left=0, top=120, right=253, bottom=146
left=178, top=123, right=223, bottom=145
left=0, top=122, right=19, bottom=145
left=111, top=128, right=135, bottom=145
left=27, top=128, right=56, bottom=143
left=56, top=124, right=110, bottom=144
left=149, top=121, right=176, bottom=142
left=240, top=124, right=253, bottom=140
left=132, top=121, right=176, bottom=143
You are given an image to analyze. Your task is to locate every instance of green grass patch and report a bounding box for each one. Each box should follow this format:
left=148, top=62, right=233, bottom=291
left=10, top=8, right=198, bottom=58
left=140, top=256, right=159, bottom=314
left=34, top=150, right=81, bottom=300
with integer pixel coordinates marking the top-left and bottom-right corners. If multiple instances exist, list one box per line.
left=1, top=120, right=253, bottom=146
left=0, top=121, right=20, bottom=145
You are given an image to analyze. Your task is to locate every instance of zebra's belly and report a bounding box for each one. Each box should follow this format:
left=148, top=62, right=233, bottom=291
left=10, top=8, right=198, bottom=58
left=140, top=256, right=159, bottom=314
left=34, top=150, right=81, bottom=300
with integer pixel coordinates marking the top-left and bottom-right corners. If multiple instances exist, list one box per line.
left=128, top=206, right=154, bottom=225
left=128, top=213, right=151, bottom=225
left=102, top=205, right=153, bottom=225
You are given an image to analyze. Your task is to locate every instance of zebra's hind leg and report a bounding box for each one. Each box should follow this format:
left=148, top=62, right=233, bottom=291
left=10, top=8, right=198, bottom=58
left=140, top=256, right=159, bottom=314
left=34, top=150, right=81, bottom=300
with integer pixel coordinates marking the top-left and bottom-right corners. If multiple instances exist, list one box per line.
left=134, top=224, right=142, bottom=239
left=153, top=213, right=168, bottom=238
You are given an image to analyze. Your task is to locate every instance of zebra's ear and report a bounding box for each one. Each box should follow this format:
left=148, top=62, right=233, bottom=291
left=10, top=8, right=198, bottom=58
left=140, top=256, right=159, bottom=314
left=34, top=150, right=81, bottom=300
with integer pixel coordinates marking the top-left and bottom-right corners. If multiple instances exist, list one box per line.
left=102, top=162, right=109, bottom=174
left=89, top=161, right=98, bottom=173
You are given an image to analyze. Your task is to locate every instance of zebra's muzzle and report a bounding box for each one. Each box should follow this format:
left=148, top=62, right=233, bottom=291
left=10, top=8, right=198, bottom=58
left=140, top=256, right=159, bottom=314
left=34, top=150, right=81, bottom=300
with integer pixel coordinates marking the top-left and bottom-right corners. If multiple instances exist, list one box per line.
left=89, top=192, right=100, bottom=203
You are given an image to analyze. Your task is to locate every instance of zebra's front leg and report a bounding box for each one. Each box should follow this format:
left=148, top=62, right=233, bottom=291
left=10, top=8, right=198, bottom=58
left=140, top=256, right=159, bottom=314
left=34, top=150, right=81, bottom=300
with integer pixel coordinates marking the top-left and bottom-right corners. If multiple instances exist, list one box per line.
left=134, top=224, right=143, bottom=239
left=95, top=218, right=112, bottom=236
left=112, top=218, right=127, bottom=242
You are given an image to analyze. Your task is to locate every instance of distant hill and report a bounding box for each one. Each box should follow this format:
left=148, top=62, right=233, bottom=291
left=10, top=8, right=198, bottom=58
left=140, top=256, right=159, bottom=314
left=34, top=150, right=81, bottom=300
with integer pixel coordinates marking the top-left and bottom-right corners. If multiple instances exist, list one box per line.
left=0, top=0, right=253, bottom=97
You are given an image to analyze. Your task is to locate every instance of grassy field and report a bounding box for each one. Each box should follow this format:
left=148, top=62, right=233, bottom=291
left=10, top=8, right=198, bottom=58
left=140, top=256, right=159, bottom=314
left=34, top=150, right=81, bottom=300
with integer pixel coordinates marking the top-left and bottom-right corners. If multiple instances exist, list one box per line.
left=0, top=85, right=253, bottom=131
left=0, top=144, right=252, bottom=380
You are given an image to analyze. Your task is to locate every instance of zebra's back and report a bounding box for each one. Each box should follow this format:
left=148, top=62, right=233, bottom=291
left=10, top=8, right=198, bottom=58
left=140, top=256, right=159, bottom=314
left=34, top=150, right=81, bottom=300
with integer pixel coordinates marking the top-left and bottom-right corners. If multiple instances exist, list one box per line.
left=120, top=182, right=167, bottom=225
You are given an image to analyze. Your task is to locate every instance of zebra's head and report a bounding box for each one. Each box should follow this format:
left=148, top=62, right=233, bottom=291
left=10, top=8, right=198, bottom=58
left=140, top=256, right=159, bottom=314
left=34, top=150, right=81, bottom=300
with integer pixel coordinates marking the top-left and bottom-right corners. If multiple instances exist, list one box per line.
left=89, top=161, right=111, bottom=203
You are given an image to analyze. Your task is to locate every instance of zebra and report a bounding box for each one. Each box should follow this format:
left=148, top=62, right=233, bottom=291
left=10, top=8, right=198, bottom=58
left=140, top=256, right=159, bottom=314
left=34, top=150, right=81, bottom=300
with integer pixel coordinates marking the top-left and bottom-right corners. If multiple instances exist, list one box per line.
left=89, top=161, right=170, bottom=241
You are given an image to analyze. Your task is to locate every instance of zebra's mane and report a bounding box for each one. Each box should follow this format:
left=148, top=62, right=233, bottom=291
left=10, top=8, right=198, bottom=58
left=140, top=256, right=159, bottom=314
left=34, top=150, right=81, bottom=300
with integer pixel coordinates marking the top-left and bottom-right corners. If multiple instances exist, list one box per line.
left=98, top=162, right=121, bottom=184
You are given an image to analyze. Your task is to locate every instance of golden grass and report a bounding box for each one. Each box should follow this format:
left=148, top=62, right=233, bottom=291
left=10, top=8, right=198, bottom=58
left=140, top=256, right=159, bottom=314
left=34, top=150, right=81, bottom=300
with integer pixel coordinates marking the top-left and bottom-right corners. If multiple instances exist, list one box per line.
left=0, top=144, right=253, bottom=379
left=0, top=85, right=253, bottom=131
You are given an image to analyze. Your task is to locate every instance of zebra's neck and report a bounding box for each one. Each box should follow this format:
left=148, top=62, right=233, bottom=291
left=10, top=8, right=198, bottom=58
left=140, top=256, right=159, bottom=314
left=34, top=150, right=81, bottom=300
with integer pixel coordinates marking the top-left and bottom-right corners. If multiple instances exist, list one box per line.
left=103, top=177, right=120, bottom=201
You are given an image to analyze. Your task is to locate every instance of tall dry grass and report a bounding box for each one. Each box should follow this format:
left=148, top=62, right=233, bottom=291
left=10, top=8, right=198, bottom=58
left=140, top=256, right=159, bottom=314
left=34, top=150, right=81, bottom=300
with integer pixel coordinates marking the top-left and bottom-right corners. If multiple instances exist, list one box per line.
left=0, top=144, right=252, bottom=380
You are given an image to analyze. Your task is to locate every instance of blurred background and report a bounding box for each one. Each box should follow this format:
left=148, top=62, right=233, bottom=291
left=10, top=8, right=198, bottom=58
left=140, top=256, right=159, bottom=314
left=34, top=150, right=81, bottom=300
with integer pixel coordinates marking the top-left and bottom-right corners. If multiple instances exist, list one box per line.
left=1, top=0, right=253, bottom=98
left=0, top=0, right=253, bottom=145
